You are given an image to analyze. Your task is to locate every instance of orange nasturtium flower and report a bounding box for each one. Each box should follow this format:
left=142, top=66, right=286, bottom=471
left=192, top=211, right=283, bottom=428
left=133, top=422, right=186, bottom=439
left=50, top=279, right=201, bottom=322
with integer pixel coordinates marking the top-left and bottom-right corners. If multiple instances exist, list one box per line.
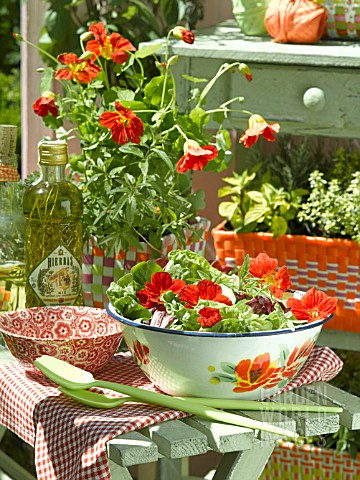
left=179, top=279, right=232, bottom=309
left=233, top=353, right=281, bottom=392
left=239, top=114, right=280, bottom=148
left=32, top=91, right=59, bottom=118
left=172, top=26, right=195, bottom=44
left=176, top=140, right=218, bottom=173
left=55, top=53, right=101, bottom=84
left=99, top=101, right=144, bottom=145
left=137, top=272, right=186, bottom=309
left=86, top=22, right=136, bottom=64
left=286, top=288, right=337, bottom=322
left=249, top=253, right=291, bottom=299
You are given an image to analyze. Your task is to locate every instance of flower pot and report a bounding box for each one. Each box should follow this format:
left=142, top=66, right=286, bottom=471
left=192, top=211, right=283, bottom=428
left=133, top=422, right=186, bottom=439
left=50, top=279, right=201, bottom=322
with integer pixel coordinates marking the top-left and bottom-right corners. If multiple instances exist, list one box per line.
left=211, top=222, right=360, bottom=332
left=82, top=217, right=211, bottom=308
left=261, top=441, right=360, bottom=480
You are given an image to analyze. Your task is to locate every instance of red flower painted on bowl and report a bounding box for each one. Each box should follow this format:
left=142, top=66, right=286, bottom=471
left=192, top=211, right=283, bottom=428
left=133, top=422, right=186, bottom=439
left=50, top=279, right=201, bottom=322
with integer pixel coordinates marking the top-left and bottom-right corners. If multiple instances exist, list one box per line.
left=133, top=340, right=150, bottom=365
left=233, top=352, right=281, bottom=392
left=281, top=338, right=316, bottom=379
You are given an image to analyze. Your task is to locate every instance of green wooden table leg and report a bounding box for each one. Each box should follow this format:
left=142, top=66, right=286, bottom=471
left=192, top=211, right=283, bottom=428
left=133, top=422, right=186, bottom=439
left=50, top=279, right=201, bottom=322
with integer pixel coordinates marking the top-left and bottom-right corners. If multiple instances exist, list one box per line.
left=211, top=441, right=275, bottom=480
left=0, top=425, right=36, bottom=480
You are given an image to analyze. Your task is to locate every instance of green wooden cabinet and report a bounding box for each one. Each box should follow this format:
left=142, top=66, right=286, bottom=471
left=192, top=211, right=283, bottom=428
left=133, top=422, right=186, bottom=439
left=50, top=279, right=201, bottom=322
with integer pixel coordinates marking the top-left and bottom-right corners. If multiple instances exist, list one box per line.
left=157, top=20, right=360, bottom=138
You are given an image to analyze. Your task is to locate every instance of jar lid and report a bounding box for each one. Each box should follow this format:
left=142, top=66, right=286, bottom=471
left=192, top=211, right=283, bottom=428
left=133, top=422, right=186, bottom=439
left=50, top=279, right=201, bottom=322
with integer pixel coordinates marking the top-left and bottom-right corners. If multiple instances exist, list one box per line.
left=0, top=125, right=17, bottom=156
left=39, top=140, right=68, bottom=165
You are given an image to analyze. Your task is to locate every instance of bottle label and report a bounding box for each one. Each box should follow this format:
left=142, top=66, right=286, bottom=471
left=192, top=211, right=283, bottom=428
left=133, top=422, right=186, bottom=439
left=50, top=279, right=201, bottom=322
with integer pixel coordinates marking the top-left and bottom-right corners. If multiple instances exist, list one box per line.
left=28, top=244, right=82, bottom=306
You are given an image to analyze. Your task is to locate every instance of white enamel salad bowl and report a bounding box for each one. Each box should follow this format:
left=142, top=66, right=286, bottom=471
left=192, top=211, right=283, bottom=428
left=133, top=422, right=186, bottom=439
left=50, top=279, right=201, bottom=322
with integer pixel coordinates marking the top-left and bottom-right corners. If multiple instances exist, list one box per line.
left=106, top=302, right=332, bottom=400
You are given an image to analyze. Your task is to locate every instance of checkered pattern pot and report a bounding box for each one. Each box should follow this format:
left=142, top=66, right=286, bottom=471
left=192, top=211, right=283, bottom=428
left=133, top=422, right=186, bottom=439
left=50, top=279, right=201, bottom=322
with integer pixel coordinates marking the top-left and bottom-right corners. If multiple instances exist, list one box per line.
left=261, top=441, right=360, bottom=480
left=83, top=217, right=211, bottom=308
left=317, top=0, right=360, bottom=39
left=211, top=222, right=360, bottom=332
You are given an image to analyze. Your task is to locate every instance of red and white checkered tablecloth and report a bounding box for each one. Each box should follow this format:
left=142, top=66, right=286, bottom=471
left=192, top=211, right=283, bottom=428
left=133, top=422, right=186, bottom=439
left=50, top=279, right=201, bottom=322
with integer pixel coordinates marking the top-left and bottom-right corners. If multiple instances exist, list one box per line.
left=0, top=347, right=342, bottom=480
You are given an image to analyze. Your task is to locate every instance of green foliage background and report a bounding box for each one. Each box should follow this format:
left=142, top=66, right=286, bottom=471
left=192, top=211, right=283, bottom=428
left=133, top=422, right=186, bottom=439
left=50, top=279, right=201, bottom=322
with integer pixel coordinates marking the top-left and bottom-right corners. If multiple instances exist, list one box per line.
left=0, top=0, right=21, bottom=153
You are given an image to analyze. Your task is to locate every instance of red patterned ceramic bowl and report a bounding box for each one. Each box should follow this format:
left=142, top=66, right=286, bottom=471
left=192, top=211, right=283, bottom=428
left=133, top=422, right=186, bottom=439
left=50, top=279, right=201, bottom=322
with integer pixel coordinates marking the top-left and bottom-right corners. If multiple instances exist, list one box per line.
left=0, top=306, right=122, bottom=372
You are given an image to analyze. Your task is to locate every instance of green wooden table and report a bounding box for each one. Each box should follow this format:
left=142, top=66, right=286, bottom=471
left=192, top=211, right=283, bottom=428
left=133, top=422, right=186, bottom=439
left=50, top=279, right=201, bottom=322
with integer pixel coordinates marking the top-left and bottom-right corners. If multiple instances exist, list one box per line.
left=0, top=346, right=359, bottom=480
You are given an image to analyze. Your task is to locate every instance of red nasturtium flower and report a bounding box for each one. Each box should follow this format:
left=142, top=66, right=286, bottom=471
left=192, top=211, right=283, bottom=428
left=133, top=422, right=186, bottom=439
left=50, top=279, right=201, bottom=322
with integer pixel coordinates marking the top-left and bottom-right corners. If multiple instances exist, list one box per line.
left=172, top=26, right=195, bottom=44
left=176, top=140, right=218, bottom=173
left=197, top=307, right=222, bottom=328
left=249, top=253, right=291, bottom=298
left=286, top=288, right=337, bottom=322
left=133, top=340, right=149, bottom=365
left=55, top=53, right=101, bottom=84
left=32, top=91, right=59, bottom=118
left=179, top=279, right=232, bottom=309
left=137, top=272, right=186, bottom=309
left=239, top=114, right=280, bottom=148
left=100, top=101, right=144, bottom=145
left=233, top=352, right=281, bottom=392
left=86, top=22, right=136, bottom=64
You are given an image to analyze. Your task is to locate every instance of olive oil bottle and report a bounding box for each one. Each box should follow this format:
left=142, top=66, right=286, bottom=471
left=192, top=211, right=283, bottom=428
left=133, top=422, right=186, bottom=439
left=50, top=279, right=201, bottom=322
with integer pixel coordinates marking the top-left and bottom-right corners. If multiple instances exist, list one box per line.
left=23, top=140, right=83, bottom=307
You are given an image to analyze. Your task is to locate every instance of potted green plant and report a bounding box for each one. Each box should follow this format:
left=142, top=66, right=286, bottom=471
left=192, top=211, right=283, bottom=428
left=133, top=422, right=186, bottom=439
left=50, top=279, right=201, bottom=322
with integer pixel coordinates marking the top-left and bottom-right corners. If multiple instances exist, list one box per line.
left=16, top=21, right=277, bottom=307
left=212, top=138, right=360, bottom=333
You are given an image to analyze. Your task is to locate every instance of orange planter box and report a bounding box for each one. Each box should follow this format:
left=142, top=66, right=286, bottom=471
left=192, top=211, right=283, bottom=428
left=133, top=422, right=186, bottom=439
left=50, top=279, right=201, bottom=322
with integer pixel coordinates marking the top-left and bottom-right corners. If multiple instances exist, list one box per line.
left=212, top=222, right=360, bottom=332
left=261, top=442, right=360, bottom=480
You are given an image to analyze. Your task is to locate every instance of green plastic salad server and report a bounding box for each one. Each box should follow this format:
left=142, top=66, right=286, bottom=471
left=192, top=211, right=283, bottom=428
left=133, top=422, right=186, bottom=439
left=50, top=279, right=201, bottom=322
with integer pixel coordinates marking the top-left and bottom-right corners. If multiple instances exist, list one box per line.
left=59, top=386, right=342, bottom=414
left=34, top=355, right=299, bottom=440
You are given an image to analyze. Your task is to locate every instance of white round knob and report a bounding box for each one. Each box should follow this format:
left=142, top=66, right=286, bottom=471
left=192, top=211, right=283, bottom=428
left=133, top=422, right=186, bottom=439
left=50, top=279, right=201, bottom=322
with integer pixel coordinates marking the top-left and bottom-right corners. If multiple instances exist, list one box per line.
left=303, top=87, right=326, bottom=112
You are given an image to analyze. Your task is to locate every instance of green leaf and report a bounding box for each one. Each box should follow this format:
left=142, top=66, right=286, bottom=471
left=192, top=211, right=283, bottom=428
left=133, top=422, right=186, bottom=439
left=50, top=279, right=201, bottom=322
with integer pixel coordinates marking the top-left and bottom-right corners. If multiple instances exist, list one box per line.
left=247, top=191, right=265, bottom=204
left=217, top=185, right=237, bottom=198
left=182, top=75, right=208, bottom=84
left=216, top=374, right=235, bottom=383
left=151, top=148, right=175, bottom=172
left=161, top=0, right=180, bottom=25
left=40, top=67, right=55, bottom=94
left=279, top=344, right=290, bottom=367
left=130, top=0, right=162, bottom=36
left=119, top=144, right=145, bottom=158
left=131, top=260, right=163, bottom=287
left=271, top=215, right=288, bottom=237
left=218, top=201, right=239, bottom=220
left=135, top=43, right=162, bottom=59
left=244, top=205, right=270, bottom=224
left=220, top=362, right=236, bottom=374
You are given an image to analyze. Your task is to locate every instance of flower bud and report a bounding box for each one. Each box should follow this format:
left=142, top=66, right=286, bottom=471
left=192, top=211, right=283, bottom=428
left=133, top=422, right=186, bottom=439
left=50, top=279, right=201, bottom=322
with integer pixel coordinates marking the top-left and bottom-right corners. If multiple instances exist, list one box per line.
left=155, top=61, right=167, bottom=71
left=78, top=51, right=93, bottom=61
left=167, top=55, right=179, bottom=66
left=13, top=33, right=23, bottom=41
left=172, top=26, right=195, bottom=44
left=42, top=91, right=56, bottom=99
left=239, top=63, right=252, bottom=82
left=80, top=31, right=93, bottom=42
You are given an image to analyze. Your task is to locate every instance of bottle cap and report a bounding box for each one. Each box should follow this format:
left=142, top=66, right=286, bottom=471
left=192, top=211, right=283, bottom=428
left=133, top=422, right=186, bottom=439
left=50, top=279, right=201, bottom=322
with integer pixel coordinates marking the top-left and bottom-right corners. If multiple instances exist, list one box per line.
left=0, top=125, right=17, bottom=157
left=39, top=140, right=68, bottom=165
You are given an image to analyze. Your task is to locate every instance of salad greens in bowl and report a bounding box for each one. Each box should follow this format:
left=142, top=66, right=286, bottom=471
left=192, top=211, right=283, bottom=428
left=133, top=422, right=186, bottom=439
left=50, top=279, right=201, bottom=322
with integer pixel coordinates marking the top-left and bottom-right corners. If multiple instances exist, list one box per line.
left=106, top=250, right=337, bottom=399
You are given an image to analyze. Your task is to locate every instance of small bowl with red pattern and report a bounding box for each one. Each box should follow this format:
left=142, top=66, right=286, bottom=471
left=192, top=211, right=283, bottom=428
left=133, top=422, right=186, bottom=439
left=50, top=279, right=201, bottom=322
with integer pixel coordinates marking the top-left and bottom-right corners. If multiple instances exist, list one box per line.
left=0, top=306, right=122, bottom=372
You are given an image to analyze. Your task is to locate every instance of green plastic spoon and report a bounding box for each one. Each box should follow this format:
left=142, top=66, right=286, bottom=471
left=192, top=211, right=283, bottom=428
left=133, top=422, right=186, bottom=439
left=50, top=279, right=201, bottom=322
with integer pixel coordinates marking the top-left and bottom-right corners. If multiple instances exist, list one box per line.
left=34, top=355, right=299, bottom=440
left=59, top=387, right=343, bottom=414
